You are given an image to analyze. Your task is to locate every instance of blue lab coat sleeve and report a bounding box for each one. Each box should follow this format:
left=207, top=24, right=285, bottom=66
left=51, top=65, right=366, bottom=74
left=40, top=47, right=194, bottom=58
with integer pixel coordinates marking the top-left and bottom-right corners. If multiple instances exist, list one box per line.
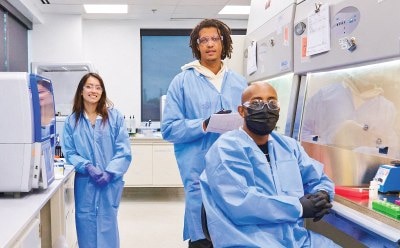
left=161, top=72, right=206, bottom=144
left=294, top=141, right=335, bottom=200
left=62, top=114, right=92, bottom=174
left=105, top=109, right=132, bottom=177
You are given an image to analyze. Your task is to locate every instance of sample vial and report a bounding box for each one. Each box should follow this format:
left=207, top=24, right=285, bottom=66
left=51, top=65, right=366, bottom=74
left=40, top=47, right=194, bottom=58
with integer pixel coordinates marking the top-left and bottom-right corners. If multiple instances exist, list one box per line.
left=131, top=115, right=136, bottom=134
left=369, top=180, right=379, bottom=200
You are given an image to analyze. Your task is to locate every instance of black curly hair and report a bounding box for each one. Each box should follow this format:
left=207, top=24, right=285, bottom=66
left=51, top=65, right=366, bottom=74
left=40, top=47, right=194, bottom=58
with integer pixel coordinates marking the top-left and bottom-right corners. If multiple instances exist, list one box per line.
left=189, top=19, right=233, bottom=60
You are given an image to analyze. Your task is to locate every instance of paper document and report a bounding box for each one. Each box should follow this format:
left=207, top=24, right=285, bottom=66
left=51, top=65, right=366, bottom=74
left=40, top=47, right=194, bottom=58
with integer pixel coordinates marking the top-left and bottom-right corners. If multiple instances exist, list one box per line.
left=206, top=112, right=243, bottom=133
left=306, top=4, right=330, bottom=56
left=246, top=41, right=257, bottom=75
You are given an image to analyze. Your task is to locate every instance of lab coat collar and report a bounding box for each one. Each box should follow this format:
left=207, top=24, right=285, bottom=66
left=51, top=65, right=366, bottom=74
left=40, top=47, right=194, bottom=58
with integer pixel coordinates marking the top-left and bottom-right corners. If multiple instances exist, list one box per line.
left=181, top=60, right=227, bottom=78
left=83, top=111, right=102, bottom=120
left=239, top=127, right=274, bottom=143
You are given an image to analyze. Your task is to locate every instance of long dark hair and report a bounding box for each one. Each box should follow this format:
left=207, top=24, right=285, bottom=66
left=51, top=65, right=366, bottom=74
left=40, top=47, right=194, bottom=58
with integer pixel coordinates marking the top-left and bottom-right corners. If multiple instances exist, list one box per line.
left=72, top=72, right=113, bottom=126
left=189, top=19, right=233, bottom=60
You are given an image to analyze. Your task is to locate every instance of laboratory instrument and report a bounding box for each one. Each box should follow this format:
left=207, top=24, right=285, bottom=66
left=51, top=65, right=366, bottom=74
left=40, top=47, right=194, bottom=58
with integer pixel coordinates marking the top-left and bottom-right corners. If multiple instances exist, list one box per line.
left=374, top=164, right=400, bottom=193
left=0, top=72, right=56, bottom=192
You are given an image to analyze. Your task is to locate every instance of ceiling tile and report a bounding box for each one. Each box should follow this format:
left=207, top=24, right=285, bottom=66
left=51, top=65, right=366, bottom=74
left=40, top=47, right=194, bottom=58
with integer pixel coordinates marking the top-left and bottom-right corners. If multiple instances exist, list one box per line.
left=30, top=0, right=249, bottom=21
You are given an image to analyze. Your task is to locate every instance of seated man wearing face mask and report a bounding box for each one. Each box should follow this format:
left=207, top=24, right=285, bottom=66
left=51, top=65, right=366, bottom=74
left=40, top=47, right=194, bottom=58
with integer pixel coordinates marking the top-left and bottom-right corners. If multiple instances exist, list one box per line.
left=199, top=82, right=340, bottom=247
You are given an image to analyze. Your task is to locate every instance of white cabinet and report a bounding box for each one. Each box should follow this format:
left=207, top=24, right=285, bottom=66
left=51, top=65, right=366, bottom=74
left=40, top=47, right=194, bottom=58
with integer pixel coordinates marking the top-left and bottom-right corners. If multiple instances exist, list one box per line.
left=10, top=217, right=41, bottom=248
left=152, top=144, right=181, bottom=186
left=125, top=143, right=153, bottom=186
left=64, top=174, right=77, bottom=248
left=0, top=168, right=76, bottom=248
left=50, top=172, right=77, bottom=248
left=125, top=140, right=182, bottom=187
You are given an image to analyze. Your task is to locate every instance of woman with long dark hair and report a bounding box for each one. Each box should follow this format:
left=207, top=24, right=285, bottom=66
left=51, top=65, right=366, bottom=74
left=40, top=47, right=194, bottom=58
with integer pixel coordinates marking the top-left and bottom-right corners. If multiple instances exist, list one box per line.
left=62, top=72, right=132, bottom=248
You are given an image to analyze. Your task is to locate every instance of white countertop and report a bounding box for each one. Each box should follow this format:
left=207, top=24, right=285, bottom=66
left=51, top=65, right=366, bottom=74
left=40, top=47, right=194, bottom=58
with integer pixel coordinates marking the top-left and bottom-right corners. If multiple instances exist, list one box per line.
left=130, top=135, right=171, bottom=144
left=0, top=166, right=75, bottom=247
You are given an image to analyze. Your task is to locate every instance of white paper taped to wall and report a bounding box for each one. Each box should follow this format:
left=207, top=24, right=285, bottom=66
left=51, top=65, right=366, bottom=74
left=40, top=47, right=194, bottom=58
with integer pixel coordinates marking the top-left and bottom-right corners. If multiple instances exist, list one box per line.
left=247, top=41, right=258, bottom=75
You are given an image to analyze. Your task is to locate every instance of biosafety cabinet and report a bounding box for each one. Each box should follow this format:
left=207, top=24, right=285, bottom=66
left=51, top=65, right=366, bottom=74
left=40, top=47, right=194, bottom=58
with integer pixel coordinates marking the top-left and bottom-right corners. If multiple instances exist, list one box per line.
left=293, top=0, right=400, bottom=74
left=244, top=0, right=296, bottom=82
left=293, top=0, right=400, bottom=247
left=244, top=0, right=299, bottom=137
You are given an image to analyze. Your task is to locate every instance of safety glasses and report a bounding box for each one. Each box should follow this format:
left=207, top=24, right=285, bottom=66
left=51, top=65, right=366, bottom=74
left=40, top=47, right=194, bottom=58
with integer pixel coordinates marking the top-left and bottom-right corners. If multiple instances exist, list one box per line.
left=197, top=36, right=223, bottom=45
left=242, top=99, right=280, bottom=111
left=84, top=84, right=103, bottom=92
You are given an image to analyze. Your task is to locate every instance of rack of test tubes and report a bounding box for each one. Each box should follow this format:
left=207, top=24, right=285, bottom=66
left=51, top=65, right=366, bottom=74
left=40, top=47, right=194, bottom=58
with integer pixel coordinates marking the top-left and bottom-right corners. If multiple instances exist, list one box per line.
left=372, top=199, right=400, bottom=220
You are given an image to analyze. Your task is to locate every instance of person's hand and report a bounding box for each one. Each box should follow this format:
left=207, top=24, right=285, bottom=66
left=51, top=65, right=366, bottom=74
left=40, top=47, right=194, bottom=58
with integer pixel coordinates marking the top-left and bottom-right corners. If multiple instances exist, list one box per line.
left=204, top=109, right=232, bottom=129
left=310, top=191, right=332, bottom=222
left=299, top=194, right=321, bottom=218
left=311, top=191, right=330, bottom=208
left=312, top=203, right=332, bottom=222
left=86, top=164, right=102, bottom=181
left=96, top=171, right=113, bottom=187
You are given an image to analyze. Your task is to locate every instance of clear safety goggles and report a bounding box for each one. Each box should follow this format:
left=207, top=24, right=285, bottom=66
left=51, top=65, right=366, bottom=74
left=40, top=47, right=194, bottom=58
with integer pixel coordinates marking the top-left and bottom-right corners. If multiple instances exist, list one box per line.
left=197, top=35, right=223, bottom=45
left=84, top=84, right=103, bottom=92
left=242, top=99, right=280, bottom=111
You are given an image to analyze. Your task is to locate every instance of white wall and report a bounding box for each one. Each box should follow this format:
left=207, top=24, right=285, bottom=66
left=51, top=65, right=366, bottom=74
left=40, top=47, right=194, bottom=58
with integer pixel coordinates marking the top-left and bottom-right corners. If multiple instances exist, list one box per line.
left=226, top=35, right=245, bottom=76
left=30, top=14, right=83, bottom=62
left=82, top=20, right=140, bottom=120
left=29, top=16, right=247, bottom=123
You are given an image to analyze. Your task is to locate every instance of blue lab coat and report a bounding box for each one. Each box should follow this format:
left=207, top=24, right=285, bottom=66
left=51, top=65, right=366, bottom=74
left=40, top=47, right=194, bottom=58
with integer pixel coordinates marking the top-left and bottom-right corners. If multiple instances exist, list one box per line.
left=161, top=66, right=247, bottom=241
left=63, top=108, right=132, bottom=248
left=200, top=129, right=340, bottom=248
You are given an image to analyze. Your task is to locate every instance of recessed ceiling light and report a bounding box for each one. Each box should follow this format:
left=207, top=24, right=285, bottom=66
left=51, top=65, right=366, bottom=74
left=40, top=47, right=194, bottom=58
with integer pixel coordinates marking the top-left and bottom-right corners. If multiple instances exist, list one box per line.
left=84, top=4, right=128, bottom=14
left=219, top=5, right=250, bottom=15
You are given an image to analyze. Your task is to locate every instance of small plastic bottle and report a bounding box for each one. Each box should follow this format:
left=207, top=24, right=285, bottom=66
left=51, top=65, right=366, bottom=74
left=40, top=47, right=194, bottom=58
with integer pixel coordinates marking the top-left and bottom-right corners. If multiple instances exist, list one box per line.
left=125, top=115, right=131, bottom=133
left=131, top=115, right=136, bottom=134
left=369, top=180, right=379, bottom=200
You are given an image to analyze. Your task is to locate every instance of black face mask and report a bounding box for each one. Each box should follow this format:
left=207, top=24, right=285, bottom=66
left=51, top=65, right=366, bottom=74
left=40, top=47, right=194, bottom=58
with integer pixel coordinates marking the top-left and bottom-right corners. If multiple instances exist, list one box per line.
left=245, top=106, right=279, bottom=135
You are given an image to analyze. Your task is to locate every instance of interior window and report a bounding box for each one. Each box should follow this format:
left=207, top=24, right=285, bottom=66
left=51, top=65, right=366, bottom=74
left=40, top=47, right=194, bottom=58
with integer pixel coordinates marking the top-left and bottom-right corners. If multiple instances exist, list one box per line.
left=141, top=29, right=193, bottom=122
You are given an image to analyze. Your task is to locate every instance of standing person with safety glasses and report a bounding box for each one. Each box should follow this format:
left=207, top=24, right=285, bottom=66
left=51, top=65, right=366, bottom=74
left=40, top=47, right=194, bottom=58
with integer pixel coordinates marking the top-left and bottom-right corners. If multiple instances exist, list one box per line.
left=199, top=82, right=340, bottom=247
left=161, top=19, right=247, bottom=248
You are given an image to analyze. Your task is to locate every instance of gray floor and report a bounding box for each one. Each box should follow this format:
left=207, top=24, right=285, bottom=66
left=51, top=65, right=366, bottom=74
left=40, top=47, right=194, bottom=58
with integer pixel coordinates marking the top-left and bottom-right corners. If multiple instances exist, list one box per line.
left=118, top=187, right=188, bottom=248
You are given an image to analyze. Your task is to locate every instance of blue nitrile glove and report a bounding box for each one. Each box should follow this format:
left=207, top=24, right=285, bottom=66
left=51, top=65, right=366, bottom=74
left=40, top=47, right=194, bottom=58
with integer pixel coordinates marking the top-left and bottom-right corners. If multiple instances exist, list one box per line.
left=86, top=164, right=102, bottom=181
left=204, top=109, right=232, bottom=128
left=96, top=171, right=113, bottom=187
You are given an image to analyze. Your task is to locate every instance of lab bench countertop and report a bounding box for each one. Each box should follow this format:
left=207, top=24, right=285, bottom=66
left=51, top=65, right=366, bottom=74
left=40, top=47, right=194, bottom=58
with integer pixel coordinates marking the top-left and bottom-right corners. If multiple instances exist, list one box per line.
left=332, top=194, right=400, bottom=243
left=130, top=134, right=170, bottom=144
left=0, top=166, right=75, bottom=248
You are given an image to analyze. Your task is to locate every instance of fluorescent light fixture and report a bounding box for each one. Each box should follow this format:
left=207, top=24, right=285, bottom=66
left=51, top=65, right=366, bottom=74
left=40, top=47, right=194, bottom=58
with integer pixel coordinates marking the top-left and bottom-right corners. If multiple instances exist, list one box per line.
left=219, top=5, right=250, bottom=15
left=84, top=4, right=128, bottom=14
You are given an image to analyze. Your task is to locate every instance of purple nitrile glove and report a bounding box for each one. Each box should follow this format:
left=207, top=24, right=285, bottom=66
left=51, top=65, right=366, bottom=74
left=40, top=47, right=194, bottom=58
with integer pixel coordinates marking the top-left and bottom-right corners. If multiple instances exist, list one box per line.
left=86, top=164, right=102, bottom=181
left=96, top=171, right=113, bottom=187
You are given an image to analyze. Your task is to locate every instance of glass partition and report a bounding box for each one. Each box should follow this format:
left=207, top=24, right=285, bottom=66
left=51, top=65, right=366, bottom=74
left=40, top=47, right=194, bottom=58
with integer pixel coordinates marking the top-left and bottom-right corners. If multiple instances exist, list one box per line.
left=300, top=60, right=400, bottom=159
